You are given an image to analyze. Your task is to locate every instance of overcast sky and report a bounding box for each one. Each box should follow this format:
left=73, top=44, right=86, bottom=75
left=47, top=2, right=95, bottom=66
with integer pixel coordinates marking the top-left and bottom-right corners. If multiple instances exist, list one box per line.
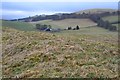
left=1, top=2, right=118, bottom=20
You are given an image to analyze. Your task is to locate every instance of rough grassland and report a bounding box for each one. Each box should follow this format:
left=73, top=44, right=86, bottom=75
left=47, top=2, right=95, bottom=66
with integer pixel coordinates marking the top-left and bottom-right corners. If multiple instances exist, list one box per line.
left=2, top=27, right=119, bottom=78
left=31, top=19, right=97, bottom=29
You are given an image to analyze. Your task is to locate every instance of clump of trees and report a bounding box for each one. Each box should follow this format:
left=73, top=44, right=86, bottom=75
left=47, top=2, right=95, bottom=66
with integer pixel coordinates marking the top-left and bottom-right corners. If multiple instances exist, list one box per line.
left=90, top=14, right=117, bottom=31
left=36, top=24, right=61, bottom=32
left=68, top=25, right=80, bottom=30
left=68, top=27, right=72, bottom=30
left=76, top=25, right=80, bottom=30
left=36, top=24, right=52, bottom=31
left=96, top=18, right=117, bottom=31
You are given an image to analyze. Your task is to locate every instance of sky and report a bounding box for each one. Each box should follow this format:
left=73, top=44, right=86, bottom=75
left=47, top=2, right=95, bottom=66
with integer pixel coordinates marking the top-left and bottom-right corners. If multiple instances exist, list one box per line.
left=1, top=2, right=118, bottom=20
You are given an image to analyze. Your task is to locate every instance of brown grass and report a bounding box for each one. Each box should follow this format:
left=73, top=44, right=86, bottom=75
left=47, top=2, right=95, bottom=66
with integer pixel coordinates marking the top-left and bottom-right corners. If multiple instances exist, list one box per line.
left=2, top=27, right=118, bottom=78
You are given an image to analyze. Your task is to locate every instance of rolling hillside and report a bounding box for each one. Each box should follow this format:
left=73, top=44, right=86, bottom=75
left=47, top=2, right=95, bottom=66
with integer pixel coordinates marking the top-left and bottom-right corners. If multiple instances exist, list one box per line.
left=75, top=8, right=117, bottom=14
left=2, top=20, right=36, bottom=31
left=2, top=18, right=97, bottom=31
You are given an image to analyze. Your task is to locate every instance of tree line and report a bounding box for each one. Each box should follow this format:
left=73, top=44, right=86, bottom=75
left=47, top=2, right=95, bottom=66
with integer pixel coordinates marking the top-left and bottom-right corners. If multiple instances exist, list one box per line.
left=11, top=11, right=119, bottom=22
left=90, top=14, right=118, bottom=31
left=67, top=25, right=80, bottom=30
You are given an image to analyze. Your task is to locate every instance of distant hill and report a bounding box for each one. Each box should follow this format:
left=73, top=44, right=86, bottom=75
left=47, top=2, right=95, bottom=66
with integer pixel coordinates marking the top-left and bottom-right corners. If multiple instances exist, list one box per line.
left=10, top=8, right=118, bottom=22
left=6, top=8, right=119, bottom=31
left=75, top=8, right=117, bottom=14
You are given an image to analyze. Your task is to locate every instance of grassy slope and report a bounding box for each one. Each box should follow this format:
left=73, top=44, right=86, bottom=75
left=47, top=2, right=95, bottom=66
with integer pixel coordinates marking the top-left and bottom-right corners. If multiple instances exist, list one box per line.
left=2, top=20, right=36, bottom=31
left=31, top=19, right=97, bottom=29
left=102, top=15, right=119, bottom=29
left=30, top=20, right=62, bottom=29
left=2, top=27, right=118, bottom=78
left=75, top=8, right=117, bottom=14
left=102, top=15, right=119, bottom=23
left=56, top=26, right=117, bottom=35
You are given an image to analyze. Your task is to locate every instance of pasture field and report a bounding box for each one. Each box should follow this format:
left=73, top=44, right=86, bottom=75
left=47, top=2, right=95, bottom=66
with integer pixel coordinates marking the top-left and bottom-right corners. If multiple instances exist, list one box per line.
left=31, top=19, right=97, bottom=29
left=56, top=26, right=116, bottom=35
left=3, top=19, right=96, bottom=31
left=2, top=24, right=118, bottom=78
left=102, top=15, right=119, bottom=23
left=102, top=15, right=119, bottom=30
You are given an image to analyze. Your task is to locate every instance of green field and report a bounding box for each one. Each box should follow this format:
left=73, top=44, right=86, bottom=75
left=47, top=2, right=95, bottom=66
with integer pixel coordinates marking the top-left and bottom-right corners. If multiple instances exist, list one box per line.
left=102, top=15, right=119, bottom=30
left=2, top=20, right=36, bottom=31
left=56, top=26, right=117, bottom=36
left=102, top=15, right=119, bottom=23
